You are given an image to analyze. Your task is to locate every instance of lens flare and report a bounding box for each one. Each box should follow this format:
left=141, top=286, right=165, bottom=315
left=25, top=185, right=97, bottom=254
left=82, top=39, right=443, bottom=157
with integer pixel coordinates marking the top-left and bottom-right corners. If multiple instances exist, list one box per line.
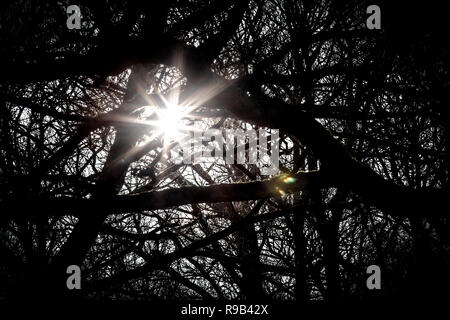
left=282, top=176, right=296, bottom=184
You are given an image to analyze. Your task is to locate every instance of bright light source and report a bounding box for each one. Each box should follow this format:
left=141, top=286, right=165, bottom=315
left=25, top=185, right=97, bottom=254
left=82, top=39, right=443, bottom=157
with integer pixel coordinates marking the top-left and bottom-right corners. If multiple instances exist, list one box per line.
left=140, top=103, right=194, bottom=146
left=156, top=104, right=183, bottom=142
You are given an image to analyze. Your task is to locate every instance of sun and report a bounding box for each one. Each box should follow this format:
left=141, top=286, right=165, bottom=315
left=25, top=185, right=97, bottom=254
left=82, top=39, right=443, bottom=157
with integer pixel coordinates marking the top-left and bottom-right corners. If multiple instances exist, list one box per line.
left=140, top=103, right=193, bottom=145
left=156, top=104, right=183, bottom=142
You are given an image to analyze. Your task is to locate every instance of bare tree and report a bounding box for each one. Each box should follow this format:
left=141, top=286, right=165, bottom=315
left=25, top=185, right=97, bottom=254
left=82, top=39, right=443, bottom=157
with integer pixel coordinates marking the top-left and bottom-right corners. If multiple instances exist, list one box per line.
left=1, top=0, right=449, bottom=304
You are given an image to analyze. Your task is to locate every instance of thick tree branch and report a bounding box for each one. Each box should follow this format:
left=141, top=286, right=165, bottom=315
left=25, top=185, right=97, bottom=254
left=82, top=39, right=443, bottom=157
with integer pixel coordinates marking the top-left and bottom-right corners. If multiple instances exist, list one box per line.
left=1, top=171, right=322, bottom=218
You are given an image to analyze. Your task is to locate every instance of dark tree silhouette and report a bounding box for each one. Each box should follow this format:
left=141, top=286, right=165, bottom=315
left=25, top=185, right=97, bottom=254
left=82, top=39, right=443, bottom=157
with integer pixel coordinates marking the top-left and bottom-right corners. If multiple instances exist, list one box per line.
left=1, top=0, right=449, bottom=305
